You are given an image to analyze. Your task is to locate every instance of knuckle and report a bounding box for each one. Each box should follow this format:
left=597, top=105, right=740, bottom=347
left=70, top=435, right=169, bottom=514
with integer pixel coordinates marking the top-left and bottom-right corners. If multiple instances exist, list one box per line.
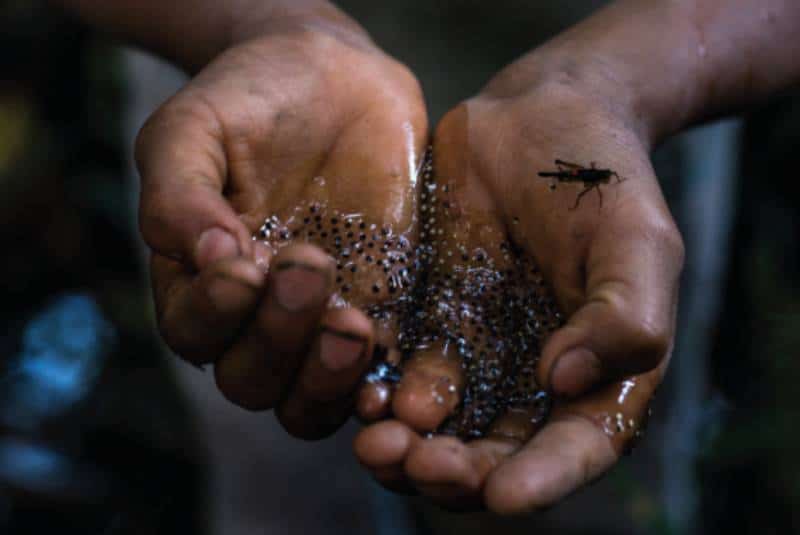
left=134, top=105, right=171, bottom=175
left=669, top=229, right=686, bottom=269
left=656, top=221, right=685, bottom=267
left=598, top=288, right=671, bottom=371
left=435, top=103, right=470, bottom=138
left=625, top=316, right=671, bottom=370
left=137, top=191, right=169, bottom=247
left=213, top=365, right=277, bottom=411
left=639, top=215, right=686, bottom=270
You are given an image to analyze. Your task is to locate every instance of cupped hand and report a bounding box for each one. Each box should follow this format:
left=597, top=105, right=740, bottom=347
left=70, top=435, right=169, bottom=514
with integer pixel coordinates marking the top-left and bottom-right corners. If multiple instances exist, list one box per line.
left=354, top=68, right=684, bottom=512
left=136, top=24, right=428, bottom=439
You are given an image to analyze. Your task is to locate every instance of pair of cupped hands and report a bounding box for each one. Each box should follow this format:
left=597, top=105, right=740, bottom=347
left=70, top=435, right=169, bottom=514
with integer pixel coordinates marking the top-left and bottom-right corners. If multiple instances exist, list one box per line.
left=137, top=24, right=683, bottom=513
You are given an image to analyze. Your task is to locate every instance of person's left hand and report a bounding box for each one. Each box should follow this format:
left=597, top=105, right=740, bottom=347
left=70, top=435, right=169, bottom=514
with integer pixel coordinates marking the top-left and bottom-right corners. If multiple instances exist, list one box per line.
left=353, top=61, right=684, bottom=512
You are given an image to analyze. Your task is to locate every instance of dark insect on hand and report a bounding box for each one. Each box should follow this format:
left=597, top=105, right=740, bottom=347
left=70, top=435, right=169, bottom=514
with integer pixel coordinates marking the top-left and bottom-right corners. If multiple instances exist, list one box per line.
left=538, top=159, right=624, bottom=209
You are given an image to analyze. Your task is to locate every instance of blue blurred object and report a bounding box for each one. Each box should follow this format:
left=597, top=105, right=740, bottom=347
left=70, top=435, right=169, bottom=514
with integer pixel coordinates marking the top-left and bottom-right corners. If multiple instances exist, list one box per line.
left=1, top=294, right=115, bottom=431
left=0, top=437, right=109, bottom=502
left=0, top=294, right=116, bottom=504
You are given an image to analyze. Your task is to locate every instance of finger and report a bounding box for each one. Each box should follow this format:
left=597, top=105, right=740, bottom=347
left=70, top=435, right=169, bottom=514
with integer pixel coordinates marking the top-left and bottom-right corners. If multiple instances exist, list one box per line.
left=487, top=404, right=550, bottom=444
left=354, top=420, right=419, bottom=494
left=276, top=308, right=374, bottom=440
left=483, top=414, right=617, bottom=514
left=539, top=205, right=684, bottom=398
left=391, top=349, right=465, bottom=432
left=483, top=370, right=660, bottom=515
left=357, top=381, right=393, bottom=422
left=151, top=242, right=271, bottom=365
left=214, top=244, right=334, bottom=410
left=357, top=347, right=402, bottom=422
left=404, top=435, right=518, bottom=510
left=401, top=401, right=546, bottom=508
left=136, top=94, right=254, bottom=270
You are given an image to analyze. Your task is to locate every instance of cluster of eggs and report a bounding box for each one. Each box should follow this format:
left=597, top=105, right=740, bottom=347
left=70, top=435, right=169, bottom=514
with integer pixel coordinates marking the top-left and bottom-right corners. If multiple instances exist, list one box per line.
left=256, top=149, right=563, bottom=438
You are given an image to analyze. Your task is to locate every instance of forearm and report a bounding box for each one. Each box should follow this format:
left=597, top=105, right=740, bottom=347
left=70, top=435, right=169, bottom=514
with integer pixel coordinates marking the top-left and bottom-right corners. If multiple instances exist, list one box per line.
left=51, top=0, right=369, bottom=73
left=489, top=0, right=800, bottom=146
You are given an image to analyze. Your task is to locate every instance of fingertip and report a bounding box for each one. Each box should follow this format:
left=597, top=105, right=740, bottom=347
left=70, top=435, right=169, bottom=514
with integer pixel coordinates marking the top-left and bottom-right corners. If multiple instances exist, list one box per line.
left=318, top=329, right=368, bottom=373
left=275, top=317, right=371, bottom=439
left=392, top=381, right=456, bottom=432
left=203, top=256, right=265, bottom=309
left=155, top=256, right=265, bottom=365
left=291, top=308, right=373, bottom=402
left=353, top=421, right=417, bottom=469
left=213, top=359, right=273, bottom=411
left=392, top=354, right=463, bottom=432
left=195, top=227, right=241, bottom=270
left=213, top=256, right=266, bottom=286
left=273, top=243, right=335, bottom=272
left=357, top=382, right=392, bottom=421
left=318, top=308, right=374, bottom=372
left=206, top=277, right=257, bottom=316
left=268, top=244, right=334, bottom=313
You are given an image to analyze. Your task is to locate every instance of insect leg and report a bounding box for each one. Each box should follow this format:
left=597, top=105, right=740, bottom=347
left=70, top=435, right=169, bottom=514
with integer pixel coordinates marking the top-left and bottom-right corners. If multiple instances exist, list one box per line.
left=555, top=159, right=583, bottom=170
left=571, top=185, right=595, bottom=210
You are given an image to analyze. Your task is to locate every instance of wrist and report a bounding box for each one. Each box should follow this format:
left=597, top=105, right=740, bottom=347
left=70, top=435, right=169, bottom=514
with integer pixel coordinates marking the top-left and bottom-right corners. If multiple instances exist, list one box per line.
left=480, top=48, right=659, bottom=149
left=229, top=1, right=375, bottom=53
left=55, top=0, right=376, bottom=74
left=480, top=1, right=711, bottom=148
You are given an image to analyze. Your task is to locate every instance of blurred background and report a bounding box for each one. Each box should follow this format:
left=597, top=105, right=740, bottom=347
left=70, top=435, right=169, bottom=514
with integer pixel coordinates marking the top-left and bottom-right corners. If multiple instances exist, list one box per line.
left=1, top=1, right=798, bottom=534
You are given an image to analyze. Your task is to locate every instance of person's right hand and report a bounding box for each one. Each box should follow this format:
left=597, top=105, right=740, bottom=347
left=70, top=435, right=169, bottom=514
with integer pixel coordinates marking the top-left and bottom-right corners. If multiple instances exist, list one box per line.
left=136, top=21, right=428, bottom=439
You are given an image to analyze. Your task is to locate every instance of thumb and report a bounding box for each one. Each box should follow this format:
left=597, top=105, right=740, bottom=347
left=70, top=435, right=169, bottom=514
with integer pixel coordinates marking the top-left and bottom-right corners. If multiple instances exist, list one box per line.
left=135, top=95, right=253, bottom=271
left=539, top=214, right=684, bottom=398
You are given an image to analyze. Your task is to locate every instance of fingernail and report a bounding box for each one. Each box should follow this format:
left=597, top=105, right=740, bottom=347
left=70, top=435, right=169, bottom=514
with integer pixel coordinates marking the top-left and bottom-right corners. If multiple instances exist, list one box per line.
left=196, top=228, right=239, bottom=268
left=319, top=327, right=365, bottom=372
left=272, top=262, right=327, bottom=311
left=549, top=348, right=602, bottom=398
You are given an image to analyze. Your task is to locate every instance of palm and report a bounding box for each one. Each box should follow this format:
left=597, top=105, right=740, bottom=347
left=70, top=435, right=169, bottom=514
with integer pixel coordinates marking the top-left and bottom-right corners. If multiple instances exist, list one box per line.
left=434, top=92, right=670, bottom=441
left=140, top=30, right=428, bottom=436
left=355, top=87, right=681, bottom=511
left=196, top=33, right=427, bottom=307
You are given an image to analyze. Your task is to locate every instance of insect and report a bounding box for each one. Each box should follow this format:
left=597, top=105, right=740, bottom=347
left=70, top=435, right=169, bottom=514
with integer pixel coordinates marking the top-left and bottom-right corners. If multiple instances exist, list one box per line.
left=538, top=159, right=623, bottom=209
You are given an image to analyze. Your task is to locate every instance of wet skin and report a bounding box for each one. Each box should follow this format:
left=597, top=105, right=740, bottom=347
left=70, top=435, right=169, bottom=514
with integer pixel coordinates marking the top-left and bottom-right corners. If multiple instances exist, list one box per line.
left=137, top=26, right=428, bottom=439
left=51, top=0, right=800, bottom=518
left=136, top=16, right=683, bottom=515
left=354, top=77, right=683, bottom=512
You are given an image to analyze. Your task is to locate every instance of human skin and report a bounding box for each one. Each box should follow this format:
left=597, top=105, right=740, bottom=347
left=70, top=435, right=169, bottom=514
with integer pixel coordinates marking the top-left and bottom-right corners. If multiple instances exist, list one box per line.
left=355, top=0, right=800, bottom=513
left=55, top=0, right=430, bottom=438
left=56, top=0, right=800, bottom=514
